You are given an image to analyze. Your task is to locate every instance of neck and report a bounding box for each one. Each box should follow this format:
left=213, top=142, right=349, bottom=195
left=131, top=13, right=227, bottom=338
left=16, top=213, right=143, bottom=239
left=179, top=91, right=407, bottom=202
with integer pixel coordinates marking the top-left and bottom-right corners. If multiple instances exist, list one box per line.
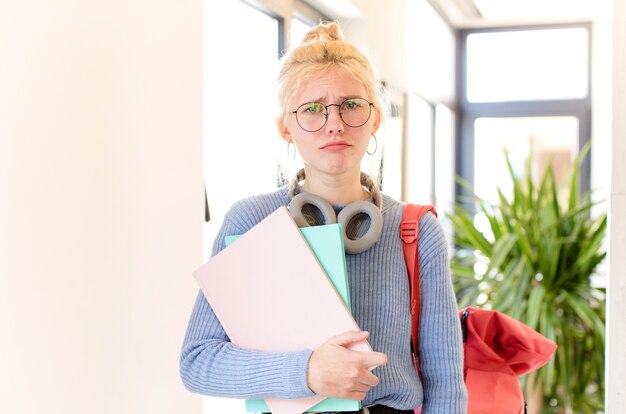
left=290, top=168, right=380, bottom=206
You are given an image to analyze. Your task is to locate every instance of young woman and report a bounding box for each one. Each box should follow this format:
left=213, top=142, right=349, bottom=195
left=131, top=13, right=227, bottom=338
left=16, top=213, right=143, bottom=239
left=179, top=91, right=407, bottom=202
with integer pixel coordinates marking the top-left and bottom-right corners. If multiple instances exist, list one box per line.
left=180, top=22, right=467, bottom=414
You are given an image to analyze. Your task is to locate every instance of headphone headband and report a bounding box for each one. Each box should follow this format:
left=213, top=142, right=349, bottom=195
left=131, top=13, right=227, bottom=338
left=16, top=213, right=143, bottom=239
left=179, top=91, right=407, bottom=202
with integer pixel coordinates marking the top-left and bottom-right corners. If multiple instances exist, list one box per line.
left=288, top=169, right=383, bottom=210
left=287, top=169, right=383, bottom=254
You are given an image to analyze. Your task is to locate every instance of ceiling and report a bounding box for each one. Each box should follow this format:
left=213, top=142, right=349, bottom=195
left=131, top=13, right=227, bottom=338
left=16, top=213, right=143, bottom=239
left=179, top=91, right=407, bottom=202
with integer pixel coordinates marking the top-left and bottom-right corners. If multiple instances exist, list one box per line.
left=430, top=0, right=609, bottom=27
left=302, top=0, right=610, bottom=28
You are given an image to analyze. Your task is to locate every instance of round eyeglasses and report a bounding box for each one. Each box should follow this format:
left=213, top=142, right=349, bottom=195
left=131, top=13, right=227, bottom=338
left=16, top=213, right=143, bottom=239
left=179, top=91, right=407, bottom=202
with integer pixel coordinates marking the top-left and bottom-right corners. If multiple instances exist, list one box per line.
left=291, top=98, right=374, bottom=132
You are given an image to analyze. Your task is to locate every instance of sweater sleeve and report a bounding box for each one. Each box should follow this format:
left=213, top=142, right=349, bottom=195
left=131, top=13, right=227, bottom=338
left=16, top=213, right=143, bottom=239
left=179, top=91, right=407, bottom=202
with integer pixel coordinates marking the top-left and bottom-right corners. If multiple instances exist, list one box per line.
left=417, top=213, right=468, bottom=413
left=179, top=211, right=315, bottom=399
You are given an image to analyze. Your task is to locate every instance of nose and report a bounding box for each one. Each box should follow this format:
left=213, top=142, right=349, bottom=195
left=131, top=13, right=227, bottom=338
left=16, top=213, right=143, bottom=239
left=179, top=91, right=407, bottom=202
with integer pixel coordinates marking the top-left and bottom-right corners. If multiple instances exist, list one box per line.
left=324, top=104, right=344, bottom=134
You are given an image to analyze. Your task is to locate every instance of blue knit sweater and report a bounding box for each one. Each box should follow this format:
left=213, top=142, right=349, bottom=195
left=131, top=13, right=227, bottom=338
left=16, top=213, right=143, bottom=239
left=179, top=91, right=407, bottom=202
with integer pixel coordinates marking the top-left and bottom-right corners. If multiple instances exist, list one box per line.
left=180, top=187, right=467, bottom=413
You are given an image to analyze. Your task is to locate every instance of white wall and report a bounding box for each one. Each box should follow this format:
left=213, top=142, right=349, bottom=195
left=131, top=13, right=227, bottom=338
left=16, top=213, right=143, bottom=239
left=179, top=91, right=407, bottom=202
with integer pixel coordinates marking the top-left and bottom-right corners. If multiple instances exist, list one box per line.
left=344, top=0, right=410, bottom=91
left=607, top=0, right=626, bottom=410
left=345, top=0, right=455, bottom=106
left=0, top=1, right=203, bottom=413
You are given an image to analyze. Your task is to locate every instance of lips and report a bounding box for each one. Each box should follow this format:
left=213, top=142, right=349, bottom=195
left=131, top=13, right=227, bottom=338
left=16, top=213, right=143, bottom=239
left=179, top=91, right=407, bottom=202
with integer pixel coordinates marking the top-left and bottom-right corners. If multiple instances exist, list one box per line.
left=320, top=141, right=352, bottom=150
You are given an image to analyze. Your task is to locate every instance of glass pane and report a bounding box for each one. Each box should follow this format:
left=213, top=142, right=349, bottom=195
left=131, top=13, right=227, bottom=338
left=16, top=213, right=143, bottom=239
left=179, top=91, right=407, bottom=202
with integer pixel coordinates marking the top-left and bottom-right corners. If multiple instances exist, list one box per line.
left=434, top=104, right=455, bottom=212
left=379, top=88, right=404, bottom=200
left=473, top=116, right=579, bottom=204
left=289, top=18, right=311, bottom=49
left=466, top=28, right=589, bottom=102
left=406, top=95, right=434, bottom=204
left=407, top=0, right=455, bottom=103
left=204, top=1, right=280, bottom=259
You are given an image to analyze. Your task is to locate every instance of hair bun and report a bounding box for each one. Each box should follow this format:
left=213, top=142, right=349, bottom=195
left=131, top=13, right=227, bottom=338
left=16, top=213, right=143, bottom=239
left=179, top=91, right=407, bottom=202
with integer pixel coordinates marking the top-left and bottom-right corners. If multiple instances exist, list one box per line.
left=301, top=22, right=344, bottom=44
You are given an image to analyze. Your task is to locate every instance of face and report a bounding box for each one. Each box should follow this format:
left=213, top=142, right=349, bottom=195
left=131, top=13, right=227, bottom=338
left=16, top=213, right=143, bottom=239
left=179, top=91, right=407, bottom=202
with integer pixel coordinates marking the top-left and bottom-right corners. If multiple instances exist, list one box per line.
left=280, top=66, right=380, bottom=180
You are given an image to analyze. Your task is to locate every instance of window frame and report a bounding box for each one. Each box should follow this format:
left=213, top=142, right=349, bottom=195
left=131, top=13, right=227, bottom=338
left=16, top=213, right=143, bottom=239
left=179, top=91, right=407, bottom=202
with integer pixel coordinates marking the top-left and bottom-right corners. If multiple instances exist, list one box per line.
left=455, top=22, right=593, bottom=204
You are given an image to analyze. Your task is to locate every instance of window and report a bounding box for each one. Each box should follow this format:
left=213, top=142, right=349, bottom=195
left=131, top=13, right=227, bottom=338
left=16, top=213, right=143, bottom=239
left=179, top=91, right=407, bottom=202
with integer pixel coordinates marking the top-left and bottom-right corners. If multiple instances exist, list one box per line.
left=473, top=116, right=579, bottom=203
left=379, top=87, right=405, bottom=200
left=405, top=94, right=435, bottom=204
left=203, top=0, right=282, bottom=254
left=289, top=17, right=312, bottom=48
left=407, top=0, right=455, bottom=103
left=434, top=104, right=455, bottom=211
left=466, top=28, right=589, bottom=102
left=399, top=0, right=456, bottom=211
left=457, top=24, right=592, bottom=203
left=203, top=1, right=327, bottom=239
left=274, top=17, right=318, bottom=186
left=400, top=95, right=455, bottom=213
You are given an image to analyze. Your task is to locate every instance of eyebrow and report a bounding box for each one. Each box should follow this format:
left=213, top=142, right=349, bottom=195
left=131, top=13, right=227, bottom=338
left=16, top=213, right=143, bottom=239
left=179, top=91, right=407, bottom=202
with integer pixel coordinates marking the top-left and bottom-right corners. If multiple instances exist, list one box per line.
left=303, top=95, right=365, bottom=103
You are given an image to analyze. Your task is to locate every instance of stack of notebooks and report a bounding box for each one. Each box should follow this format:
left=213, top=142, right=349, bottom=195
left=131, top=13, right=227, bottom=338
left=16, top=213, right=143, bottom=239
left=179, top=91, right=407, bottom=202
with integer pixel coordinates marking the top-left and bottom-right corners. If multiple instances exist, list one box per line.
left=193, top=206, right=370, bottom=414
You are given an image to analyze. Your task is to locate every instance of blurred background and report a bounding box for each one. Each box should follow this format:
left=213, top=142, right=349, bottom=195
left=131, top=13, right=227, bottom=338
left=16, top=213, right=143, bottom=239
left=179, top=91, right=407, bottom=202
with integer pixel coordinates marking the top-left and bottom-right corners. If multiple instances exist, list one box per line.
left=1, top=0, right=624, bottom=413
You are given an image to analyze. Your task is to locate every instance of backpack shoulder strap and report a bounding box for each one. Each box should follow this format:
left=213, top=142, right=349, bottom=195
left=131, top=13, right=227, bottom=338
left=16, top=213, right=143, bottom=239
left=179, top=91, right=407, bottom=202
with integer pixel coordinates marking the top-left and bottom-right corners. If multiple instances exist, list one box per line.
left=400, top=204, right=437, bottom=368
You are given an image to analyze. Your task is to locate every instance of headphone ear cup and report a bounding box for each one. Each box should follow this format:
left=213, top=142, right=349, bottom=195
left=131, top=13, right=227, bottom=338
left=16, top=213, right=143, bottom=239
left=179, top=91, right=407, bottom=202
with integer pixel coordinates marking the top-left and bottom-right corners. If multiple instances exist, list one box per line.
left=337, top=201, right=383, bottom=254
left=288, top=192, right=337, bottom=228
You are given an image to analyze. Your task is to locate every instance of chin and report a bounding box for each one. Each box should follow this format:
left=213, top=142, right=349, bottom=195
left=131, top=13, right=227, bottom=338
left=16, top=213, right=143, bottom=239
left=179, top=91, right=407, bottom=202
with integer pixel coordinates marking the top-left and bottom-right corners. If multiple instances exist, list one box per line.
left=322, top=164, right=361, bottom=176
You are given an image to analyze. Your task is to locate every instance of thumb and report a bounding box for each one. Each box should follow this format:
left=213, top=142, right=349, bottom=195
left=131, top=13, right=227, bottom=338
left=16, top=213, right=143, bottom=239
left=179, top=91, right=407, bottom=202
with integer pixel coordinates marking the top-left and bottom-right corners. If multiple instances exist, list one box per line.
left=327, top=330, right=369, bottom=347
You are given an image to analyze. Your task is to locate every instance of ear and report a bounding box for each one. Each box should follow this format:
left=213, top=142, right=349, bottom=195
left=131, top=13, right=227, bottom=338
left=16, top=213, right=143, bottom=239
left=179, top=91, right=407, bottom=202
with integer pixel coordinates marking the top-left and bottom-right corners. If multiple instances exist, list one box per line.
left=370, top=107, right=381, bottom=136
left=277, top=116, right=292, bottom=143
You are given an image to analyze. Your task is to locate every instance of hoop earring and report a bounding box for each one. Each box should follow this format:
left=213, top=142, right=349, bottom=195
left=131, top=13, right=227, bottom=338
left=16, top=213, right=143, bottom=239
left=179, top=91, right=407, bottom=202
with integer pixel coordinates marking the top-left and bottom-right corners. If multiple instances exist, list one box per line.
left=287, top=168, right=383, bottom=255
left=287, top=139, right=296, bottom=161
left=367, top=135, right=378, bottom=156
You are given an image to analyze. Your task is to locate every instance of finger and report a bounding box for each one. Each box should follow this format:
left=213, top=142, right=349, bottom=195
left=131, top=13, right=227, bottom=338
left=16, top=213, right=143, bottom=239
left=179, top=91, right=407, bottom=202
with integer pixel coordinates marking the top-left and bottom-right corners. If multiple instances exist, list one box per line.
left=360, top=351, right=387, bottom=368
left=328, top=330, right=369, bottom=347
left=342, top=378, right=371, bottom=392
left=345, top=390, right=368, bottom=401
left=358, top=370, right=380, bottom=387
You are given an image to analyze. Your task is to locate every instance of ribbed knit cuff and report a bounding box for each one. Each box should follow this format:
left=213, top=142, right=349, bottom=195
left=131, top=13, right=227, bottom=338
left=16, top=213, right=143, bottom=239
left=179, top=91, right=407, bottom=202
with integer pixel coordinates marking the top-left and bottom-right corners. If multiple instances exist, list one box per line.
left=281, top=348, right=315, bottom=398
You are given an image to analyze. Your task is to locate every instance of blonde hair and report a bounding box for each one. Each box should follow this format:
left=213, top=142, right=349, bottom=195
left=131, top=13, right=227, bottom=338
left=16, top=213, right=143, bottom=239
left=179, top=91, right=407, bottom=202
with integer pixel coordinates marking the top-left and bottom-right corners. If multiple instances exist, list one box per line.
left=277, top=22, right=384, bottom=126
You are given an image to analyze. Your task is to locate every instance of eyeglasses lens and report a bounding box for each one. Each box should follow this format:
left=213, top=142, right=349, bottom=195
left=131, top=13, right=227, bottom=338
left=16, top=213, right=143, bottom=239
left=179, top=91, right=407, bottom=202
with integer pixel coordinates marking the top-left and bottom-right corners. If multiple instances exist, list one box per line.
left=295, top=98, right=372, bottom=132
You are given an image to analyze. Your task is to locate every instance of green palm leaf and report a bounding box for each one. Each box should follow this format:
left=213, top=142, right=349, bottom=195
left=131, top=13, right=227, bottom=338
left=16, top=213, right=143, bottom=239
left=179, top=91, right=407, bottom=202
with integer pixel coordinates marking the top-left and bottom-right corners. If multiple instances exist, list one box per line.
left=448, top=145, right=606, bottom=413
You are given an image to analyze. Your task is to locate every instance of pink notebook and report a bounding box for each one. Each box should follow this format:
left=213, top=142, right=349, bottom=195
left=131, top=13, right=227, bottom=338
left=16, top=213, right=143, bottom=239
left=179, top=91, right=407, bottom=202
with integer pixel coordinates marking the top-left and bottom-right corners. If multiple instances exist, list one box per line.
left=193, top=206, right=371, bottom=414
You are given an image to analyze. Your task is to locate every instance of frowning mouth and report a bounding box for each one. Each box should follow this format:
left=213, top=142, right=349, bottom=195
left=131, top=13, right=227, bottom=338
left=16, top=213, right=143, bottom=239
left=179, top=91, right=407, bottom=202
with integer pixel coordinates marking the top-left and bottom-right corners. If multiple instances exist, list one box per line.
left=320, top=142, right=352, bottom=151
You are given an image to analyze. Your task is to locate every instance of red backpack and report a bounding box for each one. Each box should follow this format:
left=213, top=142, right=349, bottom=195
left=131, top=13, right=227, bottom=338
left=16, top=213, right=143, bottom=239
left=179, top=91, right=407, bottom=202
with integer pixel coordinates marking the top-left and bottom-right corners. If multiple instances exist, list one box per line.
left=400, top=204, right=557, bottom=414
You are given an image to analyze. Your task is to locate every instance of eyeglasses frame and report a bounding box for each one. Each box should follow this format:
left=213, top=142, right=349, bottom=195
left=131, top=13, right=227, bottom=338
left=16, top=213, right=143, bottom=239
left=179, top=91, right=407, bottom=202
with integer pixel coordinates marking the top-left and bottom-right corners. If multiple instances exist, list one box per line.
left=290, top=98, right=375, bottom=132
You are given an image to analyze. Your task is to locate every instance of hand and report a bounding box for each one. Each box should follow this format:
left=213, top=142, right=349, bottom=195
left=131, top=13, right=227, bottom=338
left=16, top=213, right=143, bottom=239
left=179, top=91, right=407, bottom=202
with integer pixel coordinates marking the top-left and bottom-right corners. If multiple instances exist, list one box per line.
left=306, top=330, right=388, bottom=401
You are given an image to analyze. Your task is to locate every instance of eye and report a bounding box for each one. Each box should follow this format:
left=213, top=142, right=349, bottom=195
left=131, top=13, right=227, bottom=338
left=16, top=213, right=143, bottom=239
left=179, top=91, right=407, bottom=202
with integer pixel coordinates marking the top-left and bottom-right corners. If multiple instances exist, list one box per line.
left=300, top=103, right=325, bottom=114
left=343, top=99, right=364, bottom=110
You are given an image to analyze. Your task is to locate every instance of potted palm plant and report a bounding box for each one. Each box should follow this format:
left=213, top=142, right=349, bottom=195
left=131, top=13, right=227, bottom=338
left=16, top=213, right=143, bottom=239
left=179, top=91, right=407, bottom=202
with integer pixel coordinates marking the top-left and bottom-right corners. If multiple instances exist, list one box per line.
left=448, top=144, right=606, bottom=413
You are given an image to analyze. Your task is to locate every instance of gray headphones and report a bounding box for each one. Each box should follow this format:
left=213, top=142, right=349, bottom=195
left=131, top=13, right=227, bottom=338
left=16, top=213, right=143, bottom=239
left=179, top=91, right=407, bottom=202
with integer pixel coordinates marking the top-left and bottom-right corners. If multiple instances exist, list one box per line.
left=288, top=169, right=383, bottom=254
